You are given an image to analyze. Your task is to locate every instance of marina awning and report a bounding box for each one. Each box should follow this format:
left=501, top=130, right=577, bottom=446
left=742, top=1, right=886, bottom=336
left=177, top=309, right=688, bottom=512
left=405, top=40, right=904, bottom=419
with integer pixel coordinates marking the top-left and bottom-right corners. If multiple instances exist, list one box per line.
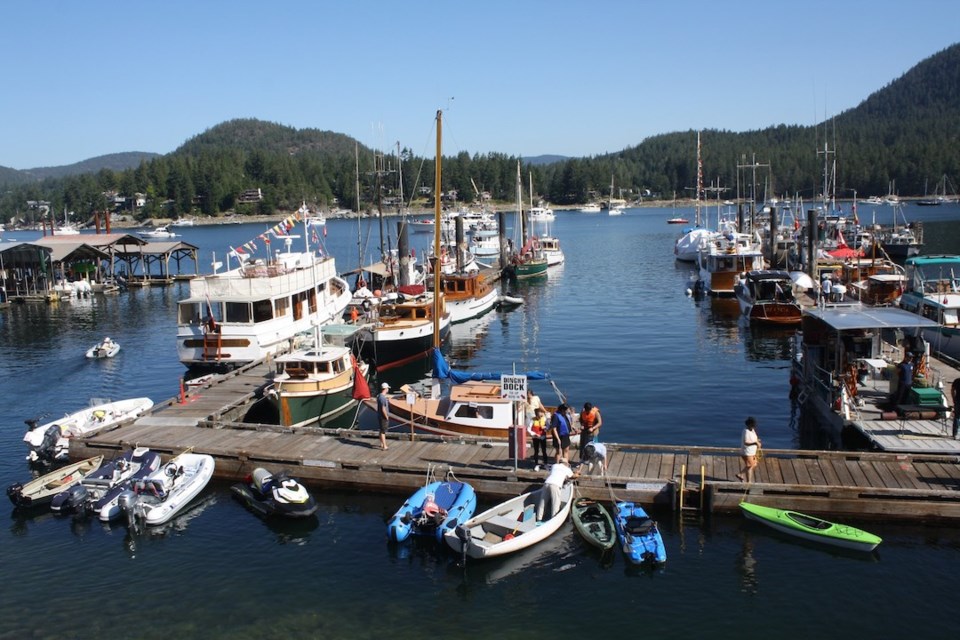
left=804, top=305, right=940, bottom=331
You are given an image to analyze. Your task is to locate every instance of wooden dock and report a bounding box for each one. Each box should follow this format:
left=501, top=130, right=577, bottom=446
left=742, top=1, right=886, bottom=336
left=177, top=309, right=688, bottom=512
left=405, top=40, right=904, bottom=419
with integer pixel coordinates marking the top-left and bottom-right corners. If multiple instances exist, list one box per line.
left=66, top=359, right=960, bottom=523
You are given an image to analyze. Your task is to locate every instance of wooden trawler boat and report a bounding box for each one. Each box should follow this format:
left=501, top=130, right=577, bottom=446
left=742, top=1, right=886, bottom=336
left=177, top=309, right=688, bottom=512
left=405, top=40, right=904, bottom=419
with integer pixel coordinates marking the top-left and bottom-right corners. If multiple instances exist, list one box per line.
left=266, top=345, right=370, bottom=428
left=898, top=254, right=960, bottom=363
left=176, top=232, right=351, bottom=370
left=440, top=271, right=499, bottom=324
left=734, top=270, right=803, bottom=325
left=352, top=289, right=450, bottom=372
left=696, top=229, right=765, bottom=296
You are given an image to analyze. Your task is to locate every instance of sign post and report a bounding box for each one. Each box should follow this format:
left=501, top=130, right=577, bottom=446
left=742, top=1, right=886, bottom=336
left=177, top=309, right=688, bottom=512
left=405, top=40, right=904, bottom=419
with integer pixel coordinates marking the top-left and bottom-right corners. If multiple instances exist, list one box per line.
left=406, top=390, right=416, bottom=442
left=501, top=375, right=527, bottom=471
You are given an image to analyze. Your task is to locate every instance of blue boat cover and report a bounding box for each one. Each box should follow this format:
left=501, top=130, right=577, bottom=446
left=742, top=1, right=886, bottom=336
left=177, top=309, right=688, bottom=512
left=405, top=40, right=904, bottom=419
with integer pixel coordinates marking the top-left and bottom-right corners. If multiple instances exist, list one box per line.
left=432, top=348, right=550, bottom=384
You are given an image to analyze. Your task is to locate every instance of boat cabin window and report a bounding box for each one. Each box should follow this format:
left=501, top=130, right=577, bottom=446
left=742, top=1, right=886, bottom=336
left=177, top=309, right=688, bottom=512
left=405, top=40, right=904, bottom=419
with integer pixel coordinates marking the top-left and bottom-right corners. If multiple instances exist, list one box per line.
left=274, top=296, right=289, bottom=318
left=253, top=299, right=273, bottom=323
left=293, top=291, right=307, bottom=320
left=454, top=404, right=493, bottom=420
left=178, top=302, right=202, bottom=325
left=225, top=301, right=251, bottom=323
left=945, top=309, right=958, bottom=326
left=332, top=358, right=345, bottom=373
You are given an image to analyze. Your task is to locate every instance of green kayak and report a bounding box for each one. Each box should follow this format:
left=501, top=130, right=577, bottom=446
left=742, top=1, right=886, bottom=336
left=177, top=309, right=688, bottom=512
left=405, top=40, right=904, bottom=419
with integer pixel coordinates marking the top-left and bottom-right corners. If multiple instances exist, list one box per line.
left=571, top=497, right=616, bottom=550
left=739, top=502, right=881, bottom=552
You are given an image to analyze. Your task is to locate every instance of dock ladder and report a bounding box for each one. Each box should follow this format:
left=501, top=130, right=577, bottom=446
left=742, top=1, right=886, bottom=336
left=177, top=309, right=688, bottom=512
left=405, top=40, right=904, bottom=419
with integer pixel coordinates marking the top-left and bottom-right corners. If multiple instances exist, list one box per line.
left=202, top=331, right=222, bottom=362
left=677, top=462, right=706, bottom=520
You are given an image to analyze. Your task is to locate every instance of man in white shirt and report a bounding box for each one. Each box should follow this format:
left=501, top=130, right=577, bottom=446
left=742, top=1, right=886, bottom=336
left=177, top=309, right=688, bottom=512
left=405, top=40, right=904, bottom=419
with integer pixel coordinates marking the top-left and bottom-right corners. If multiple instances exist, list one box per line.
left=535, top=461, right=575, bottom=520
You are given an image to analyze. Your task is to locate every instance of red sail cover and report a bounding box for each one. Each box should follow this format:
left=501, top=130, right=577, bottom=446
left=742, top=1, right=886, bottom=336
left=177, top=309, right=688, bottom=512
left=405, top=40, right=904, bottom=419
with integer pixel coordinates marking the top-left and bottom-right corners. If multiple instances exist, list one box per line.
left=351, top=355, right=370, bottom=400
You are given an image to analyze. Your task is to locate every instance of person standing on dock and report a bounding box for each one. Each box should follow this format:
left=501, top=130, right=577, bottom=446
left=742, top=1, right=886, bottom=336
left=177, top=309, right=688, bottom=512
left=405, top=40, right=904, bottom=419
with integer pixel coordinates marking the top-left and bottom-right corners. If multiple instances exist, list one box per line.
left=548, top=403, right=572, bottom=464
left=895, top=353, right=914, bottom=408
left=578, top=402, right=602, bottom=460
left=951, top=377, right=960, bottom=439
left=524, top=389, right=543, bottom=430
left=528, top=408, right=549, bottom=470
left=736, top=417, right=761, bottom=483
left=377, top=382, right=391, bottom=450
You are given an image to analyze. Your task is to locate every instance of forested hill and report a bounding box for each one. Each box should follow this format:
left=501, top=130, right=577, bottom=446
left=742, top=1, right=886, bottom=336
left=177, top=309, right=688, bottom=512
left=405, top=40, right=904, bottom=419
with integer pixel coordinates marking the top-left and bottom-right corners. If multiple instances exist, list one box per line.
left=1, top=43, right=958, bottom=222
left=576, top=43, right=960, bottom=205
left=176, top=119, right=362, bottom=158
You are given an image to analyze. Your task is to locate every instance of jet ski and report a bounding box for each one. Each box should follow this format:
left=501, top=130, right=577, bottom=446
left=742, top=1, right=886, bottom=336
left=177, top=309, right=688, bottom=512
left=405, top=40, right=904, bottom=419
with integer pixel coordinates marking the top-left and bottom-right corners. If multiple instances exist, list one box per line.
left=231, top=468, right=318, bottom=519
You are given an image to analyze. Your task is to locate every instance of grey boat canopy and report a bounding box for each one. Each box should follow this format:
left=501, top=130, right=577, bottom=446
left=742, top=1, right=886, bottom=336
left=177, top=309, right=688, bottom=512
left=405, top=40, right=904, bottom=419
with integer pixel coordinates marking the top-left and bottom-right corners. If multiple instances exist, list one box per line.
left=803, top=304, right=941, bottom=331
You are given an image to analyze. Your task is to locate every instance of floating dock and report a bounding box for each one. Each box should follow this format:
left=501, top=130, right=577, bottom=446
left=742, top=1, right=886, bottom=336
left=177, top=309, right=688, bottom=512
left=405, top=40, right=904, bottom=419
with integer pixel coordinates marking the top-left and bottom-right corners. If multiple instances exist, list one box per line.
left=66, top=358, right=960, bottom=523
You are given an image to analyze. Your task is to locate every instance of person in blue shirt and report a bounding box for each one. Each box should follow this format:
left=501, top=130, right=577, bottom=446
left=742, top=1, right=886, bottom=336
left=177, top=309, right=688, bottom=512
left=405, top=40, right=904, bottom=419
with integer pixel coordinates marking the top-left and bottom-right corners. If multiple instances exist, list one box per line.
left=548, top=403, right=572, bottom=464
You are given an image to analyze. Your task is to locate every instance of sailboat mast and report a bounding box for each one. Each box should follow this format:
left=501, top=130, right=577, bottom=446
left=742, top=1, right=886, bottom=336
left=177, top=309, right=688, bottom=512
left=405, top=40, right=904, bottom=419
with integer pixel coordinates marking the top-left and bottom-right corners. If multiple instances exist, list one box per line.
left=696, top=131, right=702, bottom=227
left=433, top=110, right=442, bottom=349
left=355, top=143, right=362, bottom=270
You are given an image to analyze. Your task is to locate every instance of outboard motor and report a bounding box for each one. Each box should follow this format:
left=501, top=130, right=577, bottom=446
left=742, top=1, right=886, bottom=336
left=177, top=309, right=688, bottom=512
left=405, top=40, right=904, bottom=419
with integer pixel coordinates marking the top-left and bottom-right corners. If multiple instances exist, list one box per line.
left=7, top=482, right=26, bottom=507
left=50, top=484, right=90, bottom=514
left=31, top=425, right=63, bottom=463
left=118, top=490, right=143, bottom=532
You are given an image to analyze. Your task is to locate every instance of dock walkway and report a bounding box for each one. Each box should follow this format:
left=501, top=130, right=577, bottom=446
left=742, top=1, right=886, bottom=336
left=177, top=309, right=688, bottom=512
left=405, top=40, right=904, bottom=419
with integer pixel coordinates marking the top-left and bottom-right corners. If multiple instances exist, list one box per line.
left=68, top=360, right=960, bottom=522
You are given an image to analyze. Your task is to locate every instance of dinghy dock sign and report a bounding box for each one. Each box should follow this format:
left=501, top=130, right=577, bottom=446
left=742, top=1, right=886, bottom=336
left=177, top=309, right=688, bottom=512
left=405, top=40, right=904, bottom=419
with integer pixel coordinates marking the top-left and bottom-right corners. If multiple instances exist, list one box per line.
left=500, top=375, right=527, bottom=401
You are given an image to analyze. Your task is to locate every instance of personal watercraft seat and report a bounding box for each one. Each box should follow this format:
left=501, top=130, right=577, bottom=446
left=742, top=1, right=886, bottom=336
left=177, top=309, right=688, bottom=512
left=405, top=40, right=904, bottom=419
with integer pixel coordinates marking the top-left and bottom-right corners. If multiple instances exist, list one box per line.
left=625, top=516, right=656, bottom=535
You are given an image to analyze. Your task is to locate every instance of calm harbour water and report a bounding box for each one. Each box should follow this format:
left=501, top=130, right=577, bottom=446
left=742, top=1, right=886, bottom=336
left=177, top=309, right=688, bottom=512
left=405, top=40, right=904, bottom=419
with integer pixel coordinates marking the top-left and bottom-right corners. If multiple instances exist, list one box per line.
left=2, top=205, right=960, bottom=639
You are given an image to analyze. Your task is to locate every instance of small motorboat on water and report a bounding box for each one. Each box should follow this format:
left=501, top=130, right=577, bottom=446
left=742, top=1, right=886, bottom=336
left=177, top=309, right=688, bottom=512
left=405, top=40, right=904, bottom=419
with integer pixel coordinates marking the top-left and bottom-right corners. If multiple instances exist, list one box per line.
left=86, top=337, right=120, bottom=359
left=496, top=293, right=524, bottom=309
left=387, top=473, right=477, bottom=543
left=444, top=481, right=573, bottom=560
left=23, top=397, right=155, bottom=464
left=117, top=452, right=215, bottom=528
left=231, top=468, right=318, bottom=519
left=739, top=501, right=882, bottom=552
left=137, top=225, right=178, bottom=239
left=93, top=449, right=165, bottom=521
left=50, top=447, right=161, bottom=515
left=7, top=456, right=104, bottom=509
left=613, top=501, right=667, bottom=564
left=571, top=497, right=617, bottom=551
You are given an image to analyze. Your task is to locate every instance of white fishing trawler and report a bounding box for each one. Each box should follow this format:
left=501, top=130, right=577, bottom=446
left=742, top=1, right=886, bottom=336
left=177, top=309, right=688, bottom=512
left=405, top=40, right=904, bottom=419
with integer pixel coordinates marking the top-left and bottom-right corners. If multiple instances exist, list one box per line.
left=176, top=233, right=351, bottom=370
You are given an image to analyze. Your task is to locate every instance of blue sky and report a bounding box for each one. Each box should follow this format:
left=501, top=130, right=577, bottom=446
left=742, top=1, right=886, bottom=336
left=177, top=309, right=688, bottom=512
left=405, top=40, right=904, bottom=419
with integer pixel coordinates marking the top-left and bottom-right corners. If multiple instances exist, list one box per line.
left=2, top=0, right=958, bottom=169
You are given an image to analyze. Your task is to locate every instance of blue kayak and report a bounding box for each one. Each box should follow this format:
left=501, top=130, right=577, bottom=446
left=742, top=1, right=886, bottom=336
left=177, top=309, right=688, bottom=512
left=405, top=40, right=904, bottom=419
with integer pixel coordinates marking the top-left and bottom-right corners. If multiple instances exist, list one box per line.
left=387, top=480, right=477, bottom=543
left=613, top=501, right=667, bottom=565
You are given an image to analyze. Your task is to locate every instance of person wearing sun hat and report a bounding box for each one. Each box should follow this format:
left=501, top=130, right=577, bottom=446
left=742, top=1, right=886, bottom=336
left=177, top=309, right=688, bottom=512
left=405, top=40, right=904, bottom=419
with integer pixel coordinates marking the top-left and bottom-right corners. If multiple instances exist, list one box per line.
left=377, top=382, right=391, bottom=450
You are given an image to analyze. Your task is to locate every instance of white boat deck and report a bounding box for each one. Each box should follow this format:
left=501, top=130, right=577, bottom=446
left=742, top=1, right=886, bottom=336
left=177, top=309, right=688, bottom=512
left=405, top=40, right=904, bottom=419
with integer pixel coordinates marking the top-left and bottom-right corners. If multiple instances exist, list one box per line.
left=847, top=353, right=958, bottom=454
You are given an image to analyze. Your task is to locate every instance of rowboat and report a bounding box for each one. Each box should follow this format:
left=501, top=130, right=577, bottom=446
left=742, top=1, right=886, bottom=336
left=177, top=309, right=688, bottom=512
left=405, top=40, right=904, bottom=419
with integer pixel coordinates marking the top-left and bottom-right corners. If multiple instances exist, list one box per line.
left=571, top=497, right=616, bottom=550
left=613, top=501, right=667, bottom=564
left=444, top=482, right=574, bottom=560
left=7, top=455, right=104, bottom=508
left=739, top=501, right=882, bottom=552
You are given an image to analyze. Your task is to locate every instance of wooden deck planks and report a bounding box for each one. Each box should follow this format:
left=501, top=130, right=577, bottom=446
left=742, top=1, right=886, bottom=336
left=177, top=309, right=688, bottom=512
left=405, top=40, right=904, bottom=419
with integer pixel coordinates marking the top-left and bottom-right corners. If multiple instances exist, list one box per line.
left=67, top=368, right=960, bottom=521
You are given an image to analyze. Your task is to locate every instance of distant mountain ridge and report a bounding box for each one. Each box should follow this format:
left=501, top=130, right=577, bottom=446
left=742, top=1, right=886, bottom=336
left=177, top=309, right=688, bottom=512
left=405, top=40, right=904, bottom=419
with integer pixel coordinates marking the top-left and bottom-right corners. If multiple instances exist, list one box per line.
left=0, top=42, right=957, bottom=203
left=0, top=152, right=160, bottom=185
